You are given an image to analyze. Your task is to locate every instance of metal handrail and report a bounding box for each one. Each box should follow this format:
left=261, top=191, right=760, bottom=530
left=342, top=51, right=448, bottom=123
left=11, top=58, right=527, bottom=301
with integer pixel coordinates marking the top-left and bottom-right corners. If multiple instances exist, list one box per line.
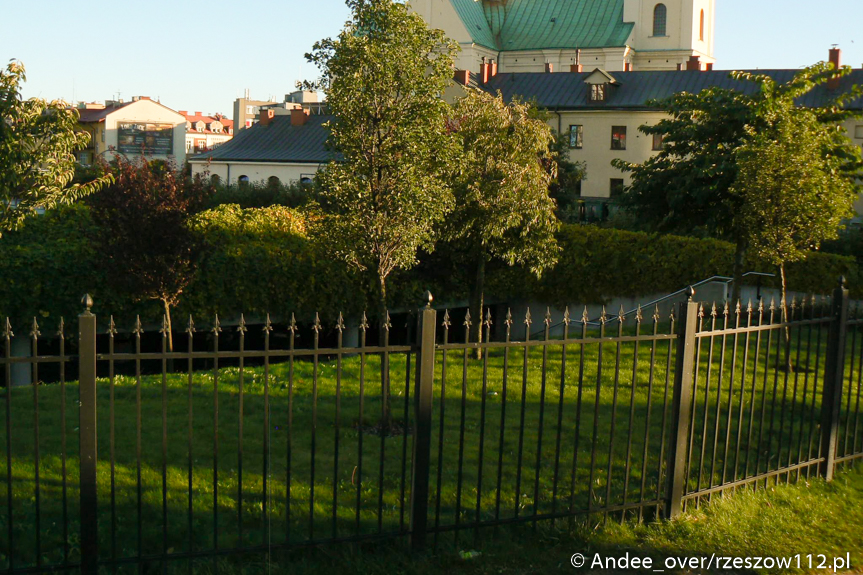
left=531, top=271, right=777, bottom=335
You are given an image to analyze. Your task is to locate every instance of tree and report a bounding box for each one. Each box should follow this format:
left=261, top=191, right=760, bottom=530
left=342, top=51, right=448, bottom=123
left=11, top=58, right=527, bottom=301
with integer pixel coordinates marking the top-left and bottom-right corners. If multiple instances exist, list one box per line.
left=87, top=156, right=211, bottom=351
left=732, top=65, right=863, bottom=313
left=0, top=61, right=111, bottom=234
left=445, top=90, right=560, bottom=348
left=612, top=87, right=759, bottom=299
left=305, top=0, right=458, bottom=325
left=305, top=0, right=458, bottom=425
left=548, top=127, right=587, bottom=224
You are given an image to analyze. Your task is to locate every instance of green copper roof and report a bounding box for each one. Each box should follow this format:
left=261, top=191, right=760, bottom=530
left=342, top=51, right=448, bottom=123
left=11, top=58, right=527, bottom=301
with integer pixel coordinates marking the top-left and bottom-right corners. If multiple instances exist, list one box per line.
left=450, top=0, right=634, bottom=51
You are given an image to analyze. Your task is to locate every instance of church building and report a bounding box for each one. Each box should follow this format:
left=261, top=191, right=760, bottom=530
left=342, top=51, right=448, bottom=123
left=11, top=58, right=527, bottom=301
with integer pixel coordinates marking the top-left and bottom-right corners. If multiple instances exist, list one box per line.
left=410, top=0, right=716, bottom=75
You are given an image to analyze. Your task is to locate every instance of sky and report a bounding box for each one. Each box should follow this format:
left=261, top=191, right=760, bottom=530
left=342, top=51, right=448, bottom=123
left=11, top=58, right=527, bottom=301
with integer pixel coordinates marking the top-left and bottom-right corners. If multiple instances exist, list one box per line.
left=2, top=0, right=861, bottom=117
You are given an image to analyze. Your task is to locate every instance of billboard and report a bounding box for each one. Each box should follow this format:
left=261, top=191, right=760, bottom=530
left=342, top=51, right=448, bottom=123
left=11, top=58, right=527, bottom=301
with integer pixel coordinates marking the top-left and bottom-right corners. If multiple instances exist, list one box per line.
left=117, top=122, right=174, bottom=155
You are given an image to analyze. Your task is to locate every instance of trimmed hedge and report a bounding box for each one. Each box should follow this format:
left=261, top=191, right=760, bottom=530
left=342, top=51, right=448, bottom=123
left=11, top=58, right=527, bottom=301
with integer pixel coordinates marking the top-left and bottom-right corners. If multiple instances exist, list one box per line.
left=515, top=226, right=859, bottom=307
left=0, top=208, right=856, bottom=331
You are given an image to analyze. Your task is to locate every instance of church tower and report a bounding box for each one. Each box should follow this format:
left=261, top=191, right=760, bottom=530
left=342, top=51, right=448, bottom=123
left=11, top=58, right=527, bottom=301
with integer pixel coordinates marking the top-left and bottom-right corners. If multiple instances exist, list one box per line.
left=623, top=0, right=715, bottom=70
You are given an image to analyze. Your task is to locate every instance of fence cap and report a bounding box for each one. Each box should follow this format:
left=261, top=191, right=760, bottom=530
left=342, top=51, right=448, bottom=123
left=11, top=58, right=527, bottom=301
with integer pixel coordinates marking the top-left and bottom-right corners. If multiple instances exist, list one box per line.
left=81, top=294, right=94, bottom=314
left=839, top=276, right=848, bottom=289
left=423, top=290, right=434, bottom=309
left=686, top=286, right=696, bottom=302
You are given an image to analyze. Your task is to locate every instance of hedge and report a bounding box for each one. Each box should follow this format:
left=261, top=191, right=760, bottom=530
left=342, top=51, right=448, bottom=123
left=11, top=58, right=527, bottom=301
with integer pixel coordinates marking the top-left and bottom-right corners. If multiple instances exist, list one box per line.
left=0, top=208, right=857, bottom=332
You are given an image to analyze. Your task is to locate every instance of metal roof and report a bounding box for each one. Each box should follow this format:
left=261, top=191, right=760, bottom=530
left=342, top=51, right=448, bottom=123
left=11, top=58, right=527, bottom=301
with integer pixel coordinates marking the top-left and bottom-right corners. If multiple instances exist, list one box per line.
left=189, top=114, right=338, bottom=164
left=482, top=69, right=863, bottom=110
left=450, top=0, right=634, bottom=51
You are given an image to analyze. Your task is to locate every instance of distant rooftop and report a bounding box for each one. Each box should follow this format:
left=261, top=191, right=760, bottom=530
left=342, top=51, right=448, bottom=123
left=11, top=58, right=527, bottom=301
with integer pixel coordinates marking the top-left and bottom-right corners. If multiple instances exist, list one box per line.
left=189, top=114, right=337, bottom=164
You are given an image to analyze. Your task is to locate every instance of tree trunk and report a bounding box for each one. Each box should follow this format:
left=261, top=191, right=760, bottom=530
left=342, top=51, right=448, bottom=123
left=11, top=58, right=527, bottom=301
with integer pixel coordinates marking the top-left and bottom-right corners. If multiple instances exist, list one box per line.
left=373, top=265, right=392, bottom=430
left=732, top=233, right=746, bottom=304
left=469, top=254, right=486, bottom=359
left=779, top=261, right=793, bottom=372
left=163, top=298, right=174, bottom=373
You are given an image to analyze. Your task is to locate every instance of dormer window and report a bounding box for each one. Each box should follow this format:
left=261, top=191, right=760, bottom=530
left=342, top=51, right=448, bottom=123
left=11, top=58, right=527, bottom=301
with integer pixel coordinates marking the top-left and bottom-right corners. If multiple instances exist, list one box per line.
left=591, top=84, right=606, bottom=102
left=195, top=121, right=205, bottom=132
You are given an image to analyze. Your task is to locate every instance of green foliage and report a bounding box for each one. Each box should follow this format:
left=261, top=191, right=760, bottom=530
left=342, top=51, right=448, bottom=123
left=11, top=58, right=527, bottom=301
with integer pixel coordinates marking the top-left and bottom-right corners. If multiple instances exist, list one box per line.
left=0, top=61, right=111, bottom=235
left=305, top=0, right=459, bottom=316
left=446, top=90, right=560, bottom=275
left=203, top=180, right=313, bottom=210
left=732, top=66, right=863, bottom=269
left=183, top=205, right=364, bottom=321
left=0, top=205, right=106, bottom=330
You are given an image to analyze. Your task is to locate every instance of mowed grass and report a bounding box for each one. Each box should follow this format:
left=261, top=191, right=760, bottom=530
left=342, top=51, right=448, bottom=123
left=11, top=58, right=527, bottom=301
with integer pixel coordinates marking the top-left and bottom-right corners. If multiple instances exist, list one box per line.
left=0, top=310, right=861, bottom=573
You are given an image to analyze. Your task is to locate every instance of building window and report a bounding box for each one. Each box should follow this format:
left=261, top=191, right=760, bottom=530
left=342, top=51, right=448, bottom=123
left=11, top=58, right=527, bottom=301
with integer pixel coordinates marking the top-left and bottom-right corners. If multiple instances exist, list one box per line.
left=610, top=178, right=625, bottom=198
left=699, top=9, right=705, bottom=41
left=652, top=133, right=665, bottom=151
left=210, top=174, right=221, bottom=185
left=855, top=125, right=863, bottom=139
left=653, top=4, right=667, bottom=36
left=569, top=125, right=584, bottom=149
left=238, top=175, right=250, bottom=186
left=267, top=176, right=281, bottom=188
left=590, top=84, right=606, bottom=102
left=611, top=126, right=627, bottom=150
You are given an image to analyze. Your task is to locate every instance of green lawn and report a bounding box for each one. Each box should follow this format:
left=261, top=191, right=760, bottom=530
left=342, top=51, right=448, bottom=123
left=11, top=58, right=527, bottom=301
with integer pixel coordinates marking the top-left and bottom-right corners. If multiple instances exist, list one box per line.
left=0, top=313, right=860, bottom=573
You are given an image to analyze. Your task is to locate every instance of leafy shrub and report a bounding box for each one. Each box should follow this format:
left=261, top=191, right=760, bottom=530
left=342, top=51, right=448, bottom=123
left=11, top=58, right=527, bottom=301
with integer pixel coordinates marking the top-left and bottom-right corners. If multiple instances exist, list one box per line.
left=183, top=205, right=364, bottom=322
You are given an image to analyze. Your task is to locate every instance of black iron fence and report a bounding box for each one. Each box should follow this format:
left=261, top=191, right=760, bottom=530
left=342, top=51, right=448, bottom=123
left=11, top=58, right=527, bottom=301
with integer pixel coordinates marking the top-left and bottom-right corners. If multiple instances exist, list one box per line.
left=1, top=282, right=862, bottom=574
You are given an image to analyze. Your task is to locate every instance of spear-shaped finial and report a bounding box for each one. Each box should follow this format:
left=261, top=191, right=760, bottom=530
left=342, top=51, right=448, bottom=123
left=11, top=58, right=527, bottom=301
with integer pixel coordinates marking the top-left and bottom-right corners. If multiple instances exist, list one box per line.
left=134, top=315, right=144, bottom=336
left=212, top=314, right=222, bottom=335
left=107, top=315, right=117, bottom=336
left=485, top=308, right=493, bottom=327
left=359, top=311, right=369, bottom=332
left=442, top=309, right=451, bottom=329
left=263, top=314, right=273, bottom=333
left=159, top=315, right=169, bottom=335
left=582, top=306, right=589, bottom=325
left=313, top=312, right=322, bottom=333
left=504, top=308, right=513, bottom=328
left=544, top=307, right=552, bottom=327
left=383, top=310, right=392, bottom=331
left=599, top=306, right=607, bottom=325
left=3, top=318, right=12, bottom=340
left=464, top=308, right=472, bottom=328
left=563, top=307, right=571, bottom=326
left=187, top=315, right=196, bottom=335
left=524, top=308, right=532, bottom=326
left=653, top=304, right=661, bottom=323
left=635, top=305, right=643, bottom=323
left=30, top=318, right=40, bottom=339
left=336, top=312, right=345, bottom=333
left=57, top=317, right=65, bottom=339
left=237, top=313, right=247, bottom=333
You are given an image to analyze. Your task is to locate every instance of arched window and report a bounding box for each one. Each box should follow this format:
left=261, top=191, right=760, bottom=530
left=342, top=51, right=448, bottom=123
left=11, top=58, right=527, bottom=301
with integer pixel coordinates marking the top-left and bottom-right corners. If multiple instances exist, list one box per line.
left=267, top=175, right=281, bottom=189
left=238, top=175, right=250, bottom=186
left=699, top=9, right=705, bottom=41
left=210, top=174, right=221, bottom=185
left=653, top=4, right=667, bottom=36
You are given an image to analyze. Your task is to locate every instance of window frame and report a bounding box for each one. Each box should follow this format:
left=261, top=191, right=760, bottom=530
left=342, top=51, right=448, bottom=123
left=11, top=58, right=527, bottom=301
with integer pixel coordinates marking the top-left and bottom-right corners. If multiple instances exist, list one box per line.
left=569, top=124, right=584, bottom=149
left=652, top=133, right=665, bottom=151
left=590, top=84, right=606, bottom=102
left=611, top=126, right=627, bottom=150
left=610, top=178, right=625, bottom=198
left=653, top=3, right=667, bottom=37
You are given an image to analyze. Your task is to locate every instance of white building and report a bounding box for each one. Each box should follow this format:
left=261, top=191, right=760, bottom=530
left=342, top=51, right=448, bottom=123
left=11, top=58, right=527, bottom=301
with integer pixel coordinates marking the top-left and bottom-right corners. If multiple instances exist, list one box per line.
left=188, top=109, right=334, bottom=186
left=409, top=0, right=716, bottom=75
left=179, top=111, right=234, bottom=155
left=76, top=96, right=186, bottom=165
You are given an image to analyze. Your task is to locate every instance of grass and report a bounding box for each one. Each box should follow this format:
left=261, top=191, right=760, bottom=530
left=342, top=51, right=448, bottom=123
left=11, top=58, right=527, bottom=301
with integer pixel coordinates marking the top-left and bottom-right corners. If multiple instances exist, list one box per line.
left=0, top=312, right=861, bottom=573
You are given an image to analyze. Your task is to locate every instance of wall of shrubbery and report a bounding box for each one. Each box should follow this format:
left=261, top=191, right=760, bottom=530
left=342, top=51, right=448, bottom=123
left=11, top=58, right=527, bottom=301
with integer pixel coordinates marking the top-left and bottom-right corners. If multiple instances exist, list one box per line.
left=0, top=204, right=857, bottom=331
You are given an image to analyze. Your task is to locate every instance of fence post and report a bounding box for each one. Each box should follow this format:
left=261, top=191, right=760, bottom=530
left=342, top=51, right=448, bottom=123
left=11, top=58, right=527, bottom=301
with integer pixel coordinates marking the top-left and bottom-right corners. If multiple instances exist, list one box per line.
left=410, top=291, right=436, bottom=550
left=78, top=295, right=98, bottom=575
left=820, top=277, right=849, bottom=481
left=666, top=288, right=699, bottom=519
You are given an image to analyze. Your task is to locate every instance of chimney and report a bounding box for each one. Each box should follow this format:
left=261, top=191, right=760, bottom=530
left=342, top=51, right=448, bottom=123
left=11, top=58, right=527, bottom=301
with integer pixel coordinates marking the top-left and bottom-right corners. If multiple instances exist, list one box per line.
left=179, top=110, right=188, bottom=116
left=260, top=109, right=275, bottom=127
left=490, top=59, right=498, bottom=78
left=454, top=69, right=471, bottom=86
left=624, top=62, right=632, bottom=72
left=570, top=64, right=583, bottom=73
left=291, top=108, right=309, bottom=126
left=828, top=47, right=842, bottom=90
left=480, top=57, right=491, bottom=84
left=686, top=55, right=701, bottom=71
left=706, top=63, right=714, bottom=71
left=677, top=63, right=683, bottom=71
left=545, top=62, right=553, bottom=73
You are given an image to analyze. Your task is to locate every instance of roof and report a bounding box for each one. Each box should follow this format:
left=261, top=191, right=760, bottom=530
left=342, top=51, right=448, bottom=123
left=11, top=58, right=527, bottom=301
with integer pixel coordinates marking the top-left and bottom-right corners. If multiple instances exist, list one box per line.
left=189, top=114, right=337, bottom=164
left=77, top=102, right=132, bottom=123
left=482, top=69, right=863, bottom=110
left=450, top=0, right=634, bottom=51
